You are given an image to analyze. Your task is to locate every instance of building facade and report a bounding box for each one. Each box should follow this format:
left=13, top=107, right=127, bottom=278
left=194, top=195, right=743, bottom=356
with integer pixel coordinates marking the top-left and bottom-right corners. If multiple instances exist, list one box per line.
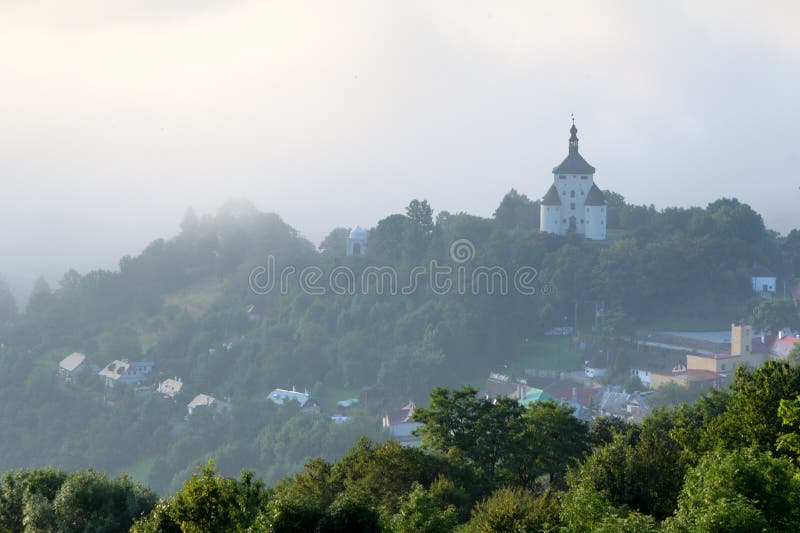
left=540, top=122, right=606, bottom=240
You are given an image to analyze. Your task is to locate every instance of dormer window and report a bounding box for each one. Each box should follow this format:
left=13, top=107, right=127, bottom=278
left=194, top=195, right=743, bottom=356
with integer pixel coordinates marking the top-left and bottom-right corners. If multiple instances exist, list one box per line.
left=559, top=175, right=566, bottom=179
left=581, top=175, right=588, bottom=180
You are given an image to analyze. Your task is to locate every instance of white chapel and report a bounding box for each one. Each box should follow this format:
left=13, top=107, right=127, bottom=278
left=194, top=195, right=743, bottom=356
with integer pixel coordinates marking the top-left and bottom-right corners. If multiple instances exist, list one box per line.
left=539, top=122, right=606, bottom=240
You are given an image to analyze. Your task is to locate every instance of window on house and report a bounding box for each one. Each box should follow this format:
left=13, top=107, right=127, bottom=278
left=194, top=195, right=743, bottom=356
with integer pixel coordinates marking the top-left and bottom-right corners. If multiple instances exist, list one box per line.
left=581, top=190, right=584, bottom=195
left=562, top=219, right=566, bottom=223
left=721, top=364, right=726, bottom=371
left=580, top=219, right=584, bottom=223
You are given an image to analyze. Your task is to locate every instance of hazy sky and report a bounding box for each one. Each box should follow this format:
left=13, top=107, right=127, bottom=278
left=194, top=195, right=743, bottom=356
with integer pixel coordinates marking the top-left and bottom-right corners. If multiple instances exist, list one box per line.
left=1, top=1, right=799, bottom=294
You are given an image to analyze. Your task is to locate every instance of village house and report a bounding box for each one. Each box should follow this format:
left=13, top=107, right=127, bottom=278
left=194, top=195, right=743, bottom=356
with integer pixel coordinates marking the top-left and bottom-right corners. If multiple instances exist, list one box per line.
left=630, top=322, right=797, bottom=390
left=157, top=377, right=184, bottom=399
left=97, top=360, right=155, bottom=387
left=58, top=352, right=90, bottom=382
left=187, top=393, right=231, bottom=416
left=751, top=266, right=777, bottom=296
left=382, top=401, right=421, bottom=446
left=267, top=387, right=321, bottom=414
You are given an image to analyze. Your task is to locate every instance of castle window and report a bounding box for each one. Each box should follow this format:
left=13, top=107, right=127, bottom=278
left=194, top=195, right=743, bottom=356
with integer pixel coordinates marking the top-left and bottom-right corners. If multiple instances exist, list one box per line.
left=581, top=190, right=584, bottom=195
left=562, top=219, right=567, bottom=223
left=601, top=207, right=605, bottom=212
left=570, top=203, right=575, bottom=210
left=559, top=175, right=566, bottom=179
left=721, top=364, right=727, bottom=371
left=580, top=219, right=584, bottom=223
left=570, top=190, right=575, bottom=198
left=601, top=220, right=604, bottom=224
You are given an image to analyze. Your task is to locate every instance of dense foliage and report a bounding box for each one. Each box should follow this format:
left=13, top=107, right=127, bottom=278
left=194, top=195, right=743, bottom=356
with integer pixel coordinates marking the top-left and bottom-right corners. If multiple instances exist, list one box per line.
left=6, top=361, right=800, bottom=531
left=0, top=192, right=796, bottom=500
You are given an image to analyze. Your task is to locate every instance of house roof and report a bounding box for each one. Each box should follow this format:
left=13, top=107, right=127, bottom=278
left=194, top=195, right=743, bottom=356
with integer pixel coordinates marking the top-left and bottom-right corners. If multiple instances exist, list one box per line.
left=59, top=352, right=86, bottom=372
left=158, top=378, right=183, bottom=398
left=384, top=401, right=416, bottom=426
left=481, top=378, right=526, bottom=401
left=553, top=151, right=595, bottom=175
left=584, top=184, right=606, bottom=206
left=751, top=335, right=777, bottom=354
left=771, top=337, right=800, bottom=359
left=188, top=393, right=222, bottom=410
left=541, top=184, right=562, bottom=206
left=268, top=388, right=311, bottom=407
left=518, top=388, right=554, bottom=406
left=98, top=360, right=130, bottom=380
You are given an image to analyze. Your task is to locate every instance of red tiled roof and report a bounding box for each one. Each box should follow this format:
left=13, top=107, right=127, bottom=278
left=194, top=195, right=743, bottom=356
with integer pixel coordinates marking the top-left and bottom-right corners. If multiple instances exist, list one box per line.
left=772, top=337, right=800, bottom=359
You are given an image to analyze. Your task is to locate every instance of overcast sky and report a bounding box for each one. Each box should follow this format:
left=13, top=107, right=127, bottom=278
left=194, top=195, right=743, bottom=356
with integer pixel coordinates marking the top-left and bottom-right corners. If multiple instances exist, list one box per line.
left=1, top=1, right=799, bottom=294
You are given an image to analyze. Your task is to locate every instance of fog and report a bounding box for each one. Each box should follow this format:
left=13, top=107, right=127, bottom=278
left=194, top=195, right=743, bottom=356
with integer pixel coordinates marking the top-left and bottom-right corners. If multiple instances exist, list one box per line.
left=1, top=0, right=798, bottom=298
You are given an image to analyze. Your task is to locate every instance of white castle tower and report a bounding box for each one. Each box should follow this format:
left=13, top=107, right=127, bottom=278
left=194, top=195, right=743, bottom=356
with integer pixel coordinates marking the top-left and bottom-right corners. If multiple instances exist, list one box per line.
left=539, top=121, right=606, bottom=240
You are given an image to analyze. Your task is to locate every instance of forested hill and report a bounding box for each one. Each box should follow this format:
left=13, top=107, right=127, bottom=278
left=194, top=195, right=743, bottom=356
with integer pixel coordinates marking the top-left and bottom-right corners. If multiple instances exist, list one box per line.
left=0, top=192, right=798, bottom=496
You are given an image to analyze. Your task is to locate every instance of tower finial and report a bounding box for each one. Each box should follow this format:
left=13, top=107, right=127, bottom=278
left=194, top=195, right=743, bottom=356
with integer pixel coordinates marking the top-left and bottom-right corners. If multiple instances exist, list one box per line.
left=568, top=117, right=578, bottom=153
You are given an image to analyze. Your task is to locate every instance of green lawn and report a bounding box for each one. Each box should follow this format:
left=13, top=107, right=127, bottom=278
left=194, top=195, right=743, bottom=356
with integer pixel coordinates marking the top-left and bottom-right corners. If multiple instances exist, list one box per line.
left=510, top=336, right=585, bottom=374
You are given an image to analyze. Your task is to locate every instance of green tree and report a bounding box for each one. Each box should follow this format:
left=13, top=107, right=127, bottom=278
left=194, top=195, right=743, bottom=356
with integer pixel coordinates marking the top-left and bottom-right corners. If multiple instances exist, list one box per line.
left=462, top=487, right=560, bottom=533
left=319, top=227, right=351, bottom=257
left=751, top=298, right=800, bottom=333
left=493, top=189, right=538, bottom=231
left=667, top=448, right=800, bottom=532
left=388, top=482, right=458, bottom=533
left=413, top=387, right=522, bottom=482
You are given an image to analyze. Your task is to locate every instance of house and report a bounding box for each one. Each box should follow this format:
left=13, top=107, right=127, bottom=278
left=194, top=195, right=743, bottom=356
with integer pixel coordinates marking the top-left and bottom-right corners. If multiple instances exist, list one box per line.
left=479, top=373, right=529, bottom=401
left=383, top=401, right=421, bottom=445
left=58, top=352, right=88, bottom=382
left=187, top=394, right=231, bottom=416
left=97, top=360, right=155, bottom=387
left=518, top=387, right=554, bottom=406
left=330, top=414, right=351, bottom=423
left=267, top=387, right=320, bottom=413
left=157, top=377, right=184, bottom=399
left=752, top=266, right=777, bottom=295
left=597, top=389, right=652, bottom=423
left=770, top=332, right=800, bottom=360
left=630, top=361, right=726, bottom=390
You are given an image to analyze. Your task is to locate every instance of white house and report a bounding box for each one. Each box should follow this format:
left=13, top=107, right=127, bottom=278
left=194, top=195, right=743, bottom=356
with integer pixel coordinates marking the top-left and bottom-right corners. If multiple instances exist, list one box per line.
left=346, top=226, right=367, bottom=256
left=751, top=267, right=777, bottom=295
left=382, top=401, right=421, bottom=445
left=158, top=377, right=184, bottom=399
left=539, top=121, right=607, bottom=240
left=187, top=394, right=231, bottom=416
left=97, top=360, right=154, bottom=387
left=267, top=387, right=320, bottom=413
left=58, top=352, right=88, bottom=382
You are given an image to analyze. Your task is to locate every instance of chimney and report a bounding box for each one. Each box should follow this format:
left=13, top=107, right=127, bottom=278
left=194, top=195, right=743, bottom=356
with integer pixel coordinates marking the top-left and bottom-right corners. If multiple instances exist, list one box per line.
left=779, top=330, right=785, bottom=340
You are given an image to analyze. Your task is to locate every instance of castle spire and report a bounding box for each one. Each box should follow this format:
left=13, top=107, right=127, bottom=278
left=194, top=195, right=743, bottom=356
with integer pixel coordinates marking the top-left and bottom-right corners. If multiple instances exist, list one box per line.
left=568, top=116, right=579, bottom=154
